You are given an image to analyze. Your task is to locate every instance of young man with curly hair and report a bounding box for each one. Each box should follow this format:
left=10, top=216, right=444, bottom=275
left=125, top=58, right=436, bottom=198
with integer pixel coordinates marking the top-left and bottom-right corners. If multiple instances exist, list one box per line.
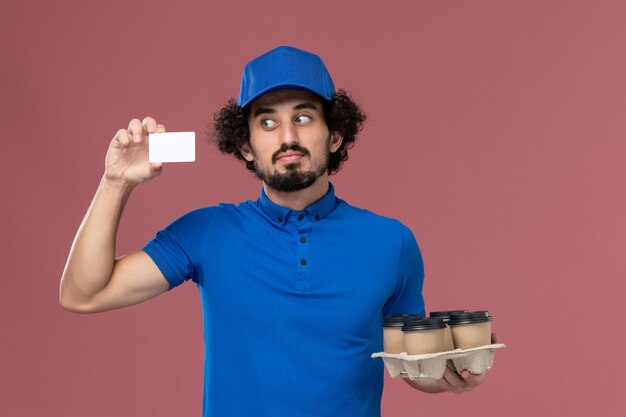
left=61, top=46, right=493, bottom=417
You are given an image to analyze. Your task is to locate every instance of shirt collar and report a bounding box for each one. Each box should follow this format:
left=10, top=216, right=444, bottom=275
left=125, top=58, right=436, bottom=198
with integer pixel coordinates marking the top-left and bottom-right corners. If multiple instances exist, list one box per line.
left=258, top=182, right=337, bottom=225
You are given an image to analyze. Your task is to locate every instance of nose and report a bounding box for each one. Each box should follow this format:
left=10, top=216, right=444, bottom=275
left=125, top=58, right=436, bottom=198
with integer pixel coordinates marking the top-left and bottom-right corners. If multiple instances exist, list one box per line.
left=278, top=119, right=299, bottom=146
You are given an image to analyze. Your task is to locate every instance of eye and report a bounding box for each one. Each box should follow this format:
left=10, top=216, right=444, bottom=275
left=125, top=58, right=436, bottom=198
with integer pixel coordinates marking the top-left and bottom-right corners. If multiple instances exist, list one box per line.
left=295, top=114, right=312, bottom=124
left=261, top=119, right=277, bottom=129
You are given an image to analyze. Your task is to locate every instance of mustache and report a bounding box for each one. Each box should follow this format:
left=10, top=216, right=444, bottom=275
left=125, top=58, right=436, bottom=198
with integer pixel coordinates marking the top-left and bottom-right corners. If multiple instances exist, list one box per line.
left=272, top=144, right=310, bottom=163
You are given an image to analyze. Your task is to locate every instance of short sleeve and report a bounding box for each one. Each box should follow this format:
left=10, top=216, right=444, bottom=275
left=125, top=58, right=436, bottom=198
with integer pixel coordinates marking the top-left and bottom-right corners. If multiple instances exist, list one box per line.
left=382, top=223, right=426, bottom=317
left=142, top=208, right=211, bottom=290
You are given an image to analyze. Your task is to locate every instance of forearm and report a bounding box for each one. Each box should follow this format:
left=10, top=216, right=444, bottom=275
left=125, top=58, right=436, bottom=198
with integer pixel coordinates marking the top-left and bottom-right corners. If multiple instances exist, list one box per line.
left=60, top=176, right=134, bottom=308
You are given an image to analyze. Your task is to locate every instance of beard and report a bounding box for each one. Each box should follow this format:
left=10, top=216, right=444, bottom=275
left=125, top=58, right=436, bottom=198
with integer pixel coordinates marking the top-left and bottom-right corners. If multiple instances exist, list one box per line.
left=252, top=142, right=330, bottom=192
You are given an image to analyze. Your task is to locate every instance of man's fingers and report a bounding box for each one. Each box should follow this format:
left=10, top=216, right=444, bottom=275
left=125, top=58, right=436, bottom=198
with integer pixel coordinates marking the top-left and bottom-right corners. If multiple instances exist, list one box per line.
left=114, top=128, right=131, bottom=148
left=437, top=378, right=463, bottom=394
left=435, top=366, right=489, bottom=394
left=435, top=377, right=455, bottom=393
left=142, top=116, right=158, bottom=134
left=150, top=161, right=163, bottom=174
left=458, top=369, right=485, bottom=391
left=156, top=123, right=166, bottom=133
left=128, top=118, right=143, bottom=142
left=441, top=368, right=465, bottom=393
left=464, top=371, right=486, bottom=385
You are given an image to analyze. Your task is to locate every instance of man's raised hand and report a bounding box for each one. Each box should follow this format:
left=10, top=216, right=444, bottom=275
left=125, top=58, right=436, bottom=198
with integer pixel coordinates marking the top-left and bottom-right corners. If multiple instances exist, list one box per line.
left=105, top=116, right=166, bottom=187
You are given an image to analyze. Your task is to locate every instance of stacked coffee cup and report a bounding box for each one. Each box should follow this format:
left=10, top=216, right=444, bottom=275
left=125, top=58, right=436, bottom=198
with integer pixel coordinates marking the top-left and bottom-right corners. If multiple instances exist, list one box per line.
left=429, top=310, right=468, bottom=351
left=383, top=310, right=493, bottom=354
left=382, top=314, right=423, bottom=354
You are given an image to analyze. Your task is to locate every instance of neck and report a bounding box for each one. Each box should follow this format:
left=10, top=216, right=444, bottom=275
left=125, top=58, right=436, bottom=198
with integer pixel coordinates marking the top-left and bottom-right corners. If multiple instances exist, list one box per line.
left=263, top=175, right=330, bottom=211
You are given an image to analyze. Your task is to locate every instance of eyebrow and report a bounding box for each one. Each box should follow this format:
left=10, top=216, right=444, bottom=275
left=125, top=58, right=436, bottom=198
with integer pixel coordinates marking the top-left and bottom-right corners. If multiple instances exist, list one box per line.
left=252, top=102, right=319, bottom=118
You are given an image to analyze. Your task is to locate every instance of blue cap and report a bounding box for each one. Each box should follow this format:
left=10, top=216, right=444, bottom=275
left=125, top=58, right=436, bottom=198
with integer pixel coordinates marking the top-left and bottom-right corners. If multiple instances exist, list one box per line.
left=238, top=46, right=336, bottom=108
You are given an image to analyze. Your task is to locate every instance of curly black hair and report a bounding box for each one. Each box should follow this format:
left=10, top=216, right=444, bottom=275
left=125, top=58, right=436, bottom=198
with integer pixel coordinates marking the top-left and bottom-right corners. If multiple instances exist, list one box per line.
left=210, top=89, right=366, bottom=175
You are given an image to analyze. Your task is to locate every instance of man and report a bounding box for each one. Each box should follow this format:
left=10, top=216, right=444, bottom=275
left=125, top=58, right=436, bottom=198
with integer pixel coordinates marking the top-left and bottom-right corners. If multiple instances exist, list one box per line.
left=61, top=46, right=493, bottom=417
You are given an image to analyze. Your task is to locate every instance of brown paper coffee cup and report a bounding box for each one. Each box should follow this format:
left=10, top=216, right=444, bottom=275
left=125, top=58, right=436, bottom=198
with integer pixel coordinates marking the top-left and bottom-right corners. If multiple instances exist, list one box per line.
left=449, top=311, right=493, bottom=349
left=402, top=318, right=446, bottom=355
left=383, top=314, right=423, bottom=353
left=430, top=310, right=468, bottom=350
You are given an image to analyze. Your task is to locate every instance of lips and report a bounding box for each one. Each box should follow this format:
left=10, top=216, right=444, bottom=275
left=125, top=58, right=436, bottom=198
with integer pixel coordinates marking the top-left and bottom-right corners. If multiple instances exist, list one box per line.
left=272, top=146, right=309, bottom=164
left=277, top=151, right=304, bottom=161
left=278, top=152, right=304, bottom=164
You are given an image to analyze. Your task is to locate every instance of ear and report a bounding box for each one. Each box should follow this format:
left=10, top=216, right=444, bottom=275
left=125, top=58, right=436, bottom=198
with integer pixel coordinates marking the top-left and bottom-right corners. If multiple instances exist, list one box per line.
left=329, top=131, right=343, bottom=153
left=239, top=142, right=255, bottom=162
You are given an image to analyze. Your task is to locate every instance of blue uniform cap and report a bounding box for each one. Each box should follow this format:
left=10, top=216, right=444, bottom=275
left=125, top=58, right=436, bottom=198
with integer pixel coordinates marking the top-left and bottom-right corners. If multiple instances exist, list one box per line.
left=238, top=46, right=336, bottom=108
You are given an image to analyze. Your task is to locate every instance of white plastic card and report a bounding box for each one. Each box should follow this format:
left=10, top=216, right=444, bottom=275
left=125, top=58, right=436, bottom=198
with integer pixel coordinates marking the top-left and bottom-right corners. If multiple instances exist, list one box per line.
left=148, top=132, right=196, bottom=163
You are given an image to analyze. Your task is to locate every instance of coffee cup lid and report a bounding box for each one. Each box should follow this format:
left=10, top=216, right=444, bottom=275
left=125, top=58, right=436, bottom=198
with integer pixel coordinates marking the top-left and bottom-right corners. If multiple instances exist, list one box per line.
left=401, top=317, right=446, bottom=331
left=383, top=314, right=423, bottom=327
left=448, top=311, right=493, bottom=325
left=429, top=310, right=468, bottom=321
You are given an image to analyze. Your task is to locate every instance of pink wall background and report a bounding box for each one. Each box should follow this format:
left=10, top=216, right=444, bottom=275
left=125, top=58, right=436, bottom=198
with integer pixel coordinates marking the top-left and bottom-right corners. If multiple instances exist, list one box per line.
left=2, top=0, right=625, bottom=416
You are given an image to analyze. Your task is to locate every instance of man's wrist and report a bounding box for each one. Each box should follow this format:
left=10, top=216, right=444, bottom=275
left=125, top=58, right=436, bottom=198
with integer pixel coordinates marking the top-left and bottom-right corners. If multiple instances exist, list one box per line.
left=101, top=176, right=136, bottom=195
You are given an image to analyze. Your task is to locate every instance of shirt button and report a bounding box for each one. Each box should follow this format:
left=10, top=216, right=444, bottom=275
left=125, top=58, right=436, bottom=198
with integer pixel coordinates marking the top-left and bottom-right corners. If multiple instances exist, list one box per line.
left=300, top=259, right=307, bottom=265
left=315, top=215, right=320, bottom=221
left=278, top=217, right=283, bottom=223
left=300, top=236, right=306, bottom=243
left=298, top=214, right=303, bottom=221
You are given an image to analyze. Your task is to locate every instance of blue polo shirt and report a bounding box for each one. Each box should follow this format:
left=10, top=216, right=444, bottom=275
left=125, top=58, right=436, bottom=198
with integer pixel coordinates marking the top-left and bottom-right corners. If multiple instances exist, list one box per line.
left=142, top=183, right=425, bottom=417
